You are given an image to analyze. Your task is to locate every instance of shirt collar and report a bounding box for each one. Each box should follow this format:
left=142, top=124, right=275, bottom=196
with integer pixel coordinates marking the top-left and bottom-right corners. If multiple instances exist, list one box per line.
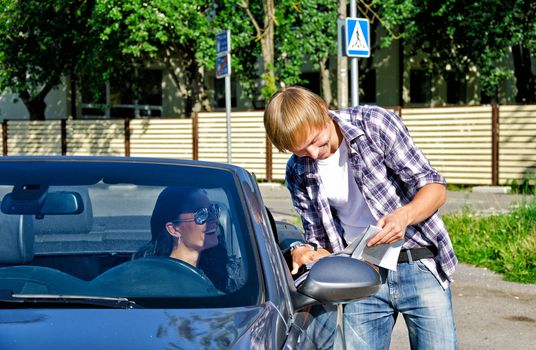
left=328, top=109, right=365, bottom=143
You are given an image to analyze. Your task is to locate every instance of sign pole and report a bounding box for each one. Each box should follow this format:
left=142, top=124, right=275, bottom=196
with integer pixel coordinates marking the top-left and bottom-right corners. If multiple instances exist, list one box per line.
left=225, top=72, right=232, bottom=164
left=216, top=30, right=232, bottom=164
left=350, top=0, right=358, bottom=107
left=343, top=15, right=370, bottom=108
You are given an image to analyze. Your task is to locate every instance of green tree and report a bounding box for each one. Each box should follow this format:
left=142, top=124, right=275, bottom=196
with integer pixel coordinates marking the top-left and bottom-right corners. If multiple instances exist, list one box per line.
left=0, top=0, right=93, bottom=120
left=297, top=0, right=339, bottom=107
left=234, top=0, right=278, bottom=100
left=367, top=0, right=536, bottom=103
left=212, top=0, right=261, bottom=107
left=216, top=0, right=338, bottom=104
left=85, top=0, right=215, bottom=116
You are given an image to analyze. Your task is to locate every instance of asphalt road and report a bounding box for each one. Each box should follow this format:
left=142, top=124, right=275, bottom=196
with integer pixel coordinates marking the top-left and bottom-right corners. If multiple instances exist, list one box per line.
left=259, top=183, right=536, bottom=350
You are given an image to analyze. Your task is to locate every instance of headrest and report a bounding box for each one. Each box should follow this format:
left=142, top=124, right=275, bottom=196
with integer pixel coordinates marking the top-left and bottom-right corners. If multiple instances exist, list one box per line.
left=32, top=186, right=93, bottom=235
left=0, top=213, right=34, bottom=264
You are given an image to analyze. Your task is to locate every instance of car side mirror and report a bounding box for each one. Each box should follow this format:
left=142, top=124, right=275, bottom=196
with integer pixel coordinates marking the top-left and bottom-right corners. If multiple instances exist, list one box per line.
left=293, top=255, right=381, bottom=309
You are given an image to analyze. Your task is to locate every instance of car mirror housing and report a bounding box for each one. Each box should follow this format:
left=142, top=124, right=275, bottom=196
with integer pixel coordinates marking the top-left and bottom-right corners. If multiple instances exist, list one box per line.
left=293, top=256, right=381, bottom=309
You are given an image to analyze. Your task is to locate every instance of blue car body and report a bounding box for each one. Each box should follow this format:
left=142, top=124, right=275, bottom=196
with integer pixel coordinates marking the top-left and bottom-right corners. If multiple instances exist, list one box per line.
left=0, top=157, right=379, bottom=349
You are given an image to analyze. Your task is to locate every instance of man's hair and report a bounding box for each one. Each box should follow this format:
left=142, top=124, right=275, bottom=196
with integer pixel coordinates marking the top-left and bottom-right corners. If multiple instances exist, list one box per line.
left=263, top=86, right=329, bottom=152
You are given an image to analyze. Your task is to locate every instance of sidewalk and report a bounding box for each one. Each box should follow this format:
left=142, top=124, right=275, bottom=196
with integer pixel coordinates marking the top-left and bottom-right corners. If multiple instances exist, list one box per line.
left=259, top=183, right=536, bottom=350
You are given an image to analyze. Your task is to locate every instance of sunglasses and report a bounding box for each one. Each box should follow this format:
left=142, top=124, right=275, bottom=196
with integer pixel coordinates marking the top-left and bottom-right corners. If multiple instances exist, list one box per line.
left=172, top=203, right=220, bottom=225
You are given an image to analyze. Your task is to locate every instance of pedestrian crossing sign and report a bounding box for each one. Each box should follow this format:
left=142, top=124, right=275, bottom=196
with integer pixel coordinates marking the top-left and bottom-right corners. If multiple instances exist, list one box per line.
left=345, top=18, right=370, bottom=58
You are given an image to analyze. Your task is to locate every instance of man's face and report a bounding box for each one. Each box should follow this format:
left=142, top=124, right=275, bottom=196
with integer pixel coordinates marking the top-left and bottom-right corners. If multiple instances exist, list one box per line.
left=290, top=122, right=333, bottom=160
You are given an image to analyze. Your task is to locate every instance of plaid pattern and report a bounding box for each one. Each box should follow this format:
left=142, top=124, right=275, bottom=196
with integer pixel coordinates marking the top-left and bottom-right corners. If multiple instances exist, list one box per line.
left=286, top=106, right=457, bottom=284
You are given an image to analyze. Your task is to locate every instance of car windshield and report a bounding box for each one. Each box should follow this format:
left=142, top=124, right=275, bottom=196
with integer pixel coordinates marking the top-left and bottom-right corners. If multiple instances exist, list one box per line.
left=0, top=159, right=260, bottom=308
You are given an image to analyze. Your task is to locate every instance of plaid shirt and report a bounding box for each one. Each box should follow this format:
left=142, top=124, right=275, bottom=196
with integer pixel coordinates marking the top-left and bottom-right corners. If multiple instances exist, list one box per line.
left=286, top=105, right=457, bottom=285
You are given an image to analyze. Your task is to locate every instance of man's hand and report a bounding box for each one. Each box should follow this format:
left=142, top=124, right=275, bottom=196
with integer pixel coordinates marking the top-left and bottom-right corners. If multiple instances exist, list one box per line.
left=368, top=206, right=409, bottom=246
left=290, top=246, right=330, bottom=275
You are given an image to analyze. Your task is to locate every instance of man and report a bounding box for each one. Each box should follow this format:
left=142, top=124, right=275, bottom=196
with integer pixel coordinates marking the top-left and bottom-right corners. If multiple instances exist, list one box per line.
left=264, top=86, right=458, bottom=349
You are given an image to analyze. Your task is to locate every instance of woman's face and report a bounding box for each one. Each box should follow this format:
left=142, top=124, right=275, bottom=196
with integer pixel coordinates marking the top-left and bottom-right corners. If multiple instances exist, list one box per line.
left=172, top=191, right=220, bottom=252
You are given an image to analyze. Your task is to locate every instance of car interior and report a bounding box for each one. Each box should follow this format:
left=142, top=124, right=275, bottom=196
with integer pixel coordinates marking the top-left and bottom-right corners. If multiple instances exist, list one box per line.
left=0, top=182, right=257, bottom=307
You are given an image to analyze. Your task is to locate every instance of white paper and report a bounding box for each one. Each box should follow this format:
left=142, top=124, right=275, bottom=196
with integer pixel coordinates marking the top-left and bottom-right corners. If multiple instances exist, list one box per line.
left=349, top=225, right=403, bottom=271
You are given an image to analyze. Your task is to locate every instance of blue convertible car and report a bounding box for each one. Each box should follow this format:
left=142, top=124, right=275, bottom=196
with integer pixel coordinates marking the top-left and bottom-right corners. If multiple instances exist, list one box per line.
left=0, top=157, right=379, bottom=349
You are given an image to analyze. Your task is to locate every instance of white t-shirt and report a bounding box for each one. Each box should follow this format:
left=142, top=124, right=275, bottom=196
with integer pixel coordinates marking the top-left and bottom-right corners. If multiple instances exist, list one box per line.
left=317, top=141, right=377, bottom=243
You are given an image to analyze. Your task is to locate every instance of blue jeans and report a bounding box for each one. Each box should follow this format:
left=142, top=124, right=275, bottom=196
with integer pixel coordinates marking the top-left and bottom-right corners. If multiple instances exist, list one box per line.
left=344, top=261, right=458, bottom=350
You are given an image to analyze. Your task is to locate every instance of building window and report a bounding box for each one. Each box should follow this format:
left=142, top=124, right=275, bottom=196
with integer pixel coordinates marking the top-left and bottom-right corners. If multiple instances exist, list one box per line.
left=446, top=72, right=467, bottom=105
left=360, top=69, right=376, bottom=104
left=214, top=78, right=237, bottom=109
left=410, top=69, right=431, bottom=104
left=81, top=69, right=163, bottom=118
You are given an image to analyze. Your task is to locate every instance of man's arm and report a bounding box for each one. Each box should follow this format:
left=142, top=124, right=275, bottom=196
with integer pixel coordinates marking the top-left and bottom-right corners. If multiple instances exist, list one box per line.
left=367, top=183, right=447, bottom=246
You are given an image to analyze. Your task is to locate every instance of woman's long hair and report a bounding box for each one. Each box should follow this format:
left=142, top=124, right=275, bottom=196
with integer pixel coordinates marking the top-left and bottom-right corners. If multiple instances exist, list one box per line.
left=135, top=186, right=200, bottom=258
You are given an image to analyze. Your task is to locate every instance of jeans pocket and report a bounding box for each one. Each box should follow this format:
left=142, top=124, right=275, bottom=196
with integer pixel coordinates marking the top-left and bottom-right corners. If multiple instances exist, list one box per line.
left=415, top=260, right=431, bottom=273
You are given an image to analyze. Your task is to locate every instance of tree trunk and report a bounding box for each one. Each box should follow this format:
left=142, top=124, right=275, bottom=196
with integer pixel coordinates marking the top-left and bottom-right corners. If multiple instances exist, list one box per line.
left=261, top=0, right=275, bottom=98
left=190, top=61, right=212, bottom=114
left=337, top=0, right=348, bottom=109
left=320, top=57, right=333, bottom=108
left=512, top=44, right=535, bottom=104
left=70, top=73, right=77, bottom=119
left=19, top=85, right=52, bottom=121
left=24, top=99, right=47, bottom=121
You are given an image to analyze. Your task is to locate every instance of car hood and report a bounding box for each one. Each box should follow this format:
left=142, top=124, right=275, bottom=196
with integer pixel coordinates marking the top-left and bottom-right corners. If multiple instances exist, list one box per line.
left=0, top=304, right=281, bottom=349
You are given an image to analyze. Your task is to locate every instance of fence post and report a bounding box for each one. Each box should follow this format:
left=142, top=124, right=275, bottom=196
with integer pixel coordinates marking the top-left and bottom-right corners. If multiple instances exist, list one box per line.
left=491, top=103, right=499, bottom=186
left=2, top=120, right=7, bottom=156
left=61, top=119, right=67, bottom=155
left=124, top=118, right=130, bottom=157
left=266, top=135, right=273, bottom=182
left=396, top=106, right=402, bottom=118
left=192, top=112, right=199, bottom=160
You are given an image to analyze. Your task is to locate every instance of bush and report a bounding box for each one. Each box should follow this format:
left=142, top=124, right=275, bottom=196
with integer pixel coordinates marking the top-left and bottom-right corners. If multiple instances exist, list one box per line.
left=444, top=196, right=536, bottom=284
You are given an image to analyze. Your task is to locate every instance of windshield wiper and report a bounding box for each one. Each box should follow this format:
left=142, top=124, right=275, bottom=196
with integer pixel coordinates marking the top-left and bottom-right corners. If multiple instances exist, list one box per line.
left=0, top=291, right=140, bottom=309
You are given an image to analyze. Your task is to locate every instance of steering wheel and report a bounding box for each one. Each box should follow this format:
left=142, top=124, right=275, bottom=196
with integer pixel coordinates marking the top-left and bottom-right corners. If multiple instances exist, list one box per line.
left=91, top=256, right=220, bottom=298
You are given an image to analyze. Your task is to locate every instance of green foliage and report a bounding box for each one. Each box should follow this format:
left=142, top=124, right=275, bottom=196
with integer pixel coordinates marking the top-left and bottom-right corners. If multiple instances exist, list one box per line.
left=369, top=0, right=535, bottom=102
left=84, top=0, right=215, bottom=115
left=444, top=197, right=536, bottom=283
left=0, top=0, right=93, bottom=119
left=217, top=0, right=339, bottom=104
left=212, top=0, right=261, bottom=106
left=297, top=0, right=338, bottom=68
left=506, top=177, right=536, bottom=195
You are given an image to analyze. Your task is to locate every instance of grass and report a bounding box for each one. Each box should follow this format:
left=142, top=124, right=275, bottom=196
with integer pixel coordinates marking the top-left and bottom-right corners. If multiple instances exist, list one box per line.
left=444, top=195, right=536, bottom=284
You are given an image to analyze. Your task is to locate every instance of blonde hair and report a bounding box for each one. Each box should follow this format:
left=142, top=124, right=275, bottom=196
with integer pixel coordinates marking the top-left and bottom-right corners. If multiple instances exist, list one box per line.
left=263, top=86, right=329, bottom=152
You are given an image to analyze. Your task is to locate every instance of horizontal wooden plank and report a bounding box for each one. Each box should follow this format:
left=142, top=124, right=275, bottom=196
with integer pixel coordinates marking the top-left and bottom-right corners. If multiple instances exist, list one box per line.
left=403, top=106, right=491, bottom=114
left=412, top=136, right=492, bottom=143
left=426, top=155, right=491, bottom=161
left=404, top=118, right=491, bottom=130
left=130, top=127, right=193, bottom=133
left=496, top=135, right=536, bottom=143
left=444, top=178, right=492, bottom=185
left=129, top=152, right=192, bottom=158
left=198, top=111, right=264, bottom=118
left=500, top=117, right=536, bottom=125
left=408, top=131, right=492, bottom=138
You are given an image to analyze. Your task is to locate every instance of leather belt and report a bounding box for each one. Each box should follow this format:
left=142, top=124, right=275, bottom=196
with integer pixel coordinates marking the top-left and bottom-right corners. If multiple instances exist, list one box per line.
left=398, top=246, right=437, bottom=263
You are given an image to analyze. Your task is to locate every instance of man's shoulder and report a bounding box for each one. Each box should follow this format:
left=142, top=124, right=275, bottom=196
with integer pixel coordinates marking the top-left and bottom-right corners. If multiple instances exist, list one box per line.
left=332, top=105, right=396, bottom=125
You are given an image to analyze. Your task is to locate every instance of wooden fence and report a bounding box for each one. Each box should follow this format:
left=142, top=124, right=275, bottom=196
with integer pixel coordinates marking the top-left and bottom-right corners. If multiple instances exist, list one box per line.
left=2, top=104, right=535, bottom=185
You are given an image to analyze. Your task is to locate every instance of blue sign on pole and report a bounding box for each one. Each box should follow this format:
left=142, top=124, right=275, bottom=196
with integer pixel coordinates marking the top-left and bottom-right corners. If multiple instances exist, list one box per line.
left=345, top=18, right=370, bottom=58
left=216, top=54, right=230, bottom=79
left=216, top=31, right=230, bottom=57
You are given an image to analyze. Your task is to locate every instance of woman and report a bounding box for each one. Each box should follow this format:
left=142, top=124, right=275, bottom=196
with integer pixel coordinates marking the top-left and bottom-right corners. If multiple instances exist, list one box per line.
left=136, top=186, right=233, bottom=292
